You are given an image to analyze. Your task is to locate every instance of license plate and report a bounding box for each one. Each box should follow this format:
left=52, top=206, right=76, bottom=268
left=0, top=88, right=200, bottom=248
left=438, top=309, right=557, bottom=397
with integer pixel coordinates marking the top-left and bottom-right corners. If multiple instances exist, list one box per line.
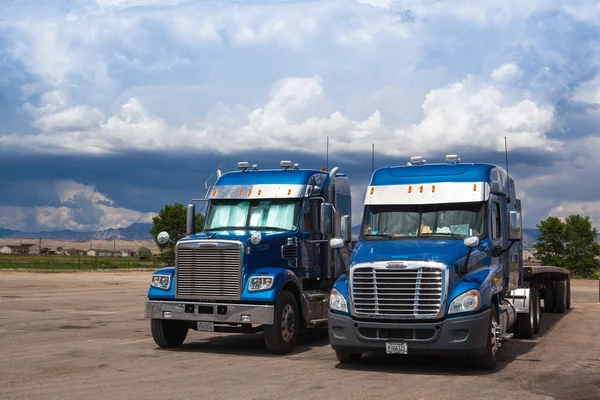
left=386, top=342, right=408, bottom=355
left=197, top=322, right=214, bottom=332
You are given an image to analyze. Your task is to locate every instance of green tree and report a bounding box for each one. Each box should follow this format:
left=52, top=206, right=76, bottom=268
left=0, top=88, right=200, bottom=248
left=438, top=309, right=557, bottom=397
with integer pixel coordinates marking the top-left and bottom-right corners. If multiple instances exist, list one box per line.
left=534, top=214, right=600, bottom=277
left=149, top=203, right=205, bottom=265
left=563, top=215, right=600, bottom=277
left=137, top=246, right=152, bottom=261
left=534, top=216, right=566, bottom=267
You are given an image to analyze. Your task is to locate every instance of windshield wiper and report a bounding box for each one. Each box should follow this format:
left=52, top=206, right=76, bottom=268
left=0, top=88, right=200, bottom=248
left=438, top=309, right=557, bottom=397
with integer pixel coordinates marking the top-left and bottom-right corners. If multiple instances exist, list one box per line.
left=204, top=226, right=246, bottom=231
left=251, top=226, right=289, bottom=231
left=364, top=233, right=394, bottom=238
left=420, top=232, right=464, bottom=239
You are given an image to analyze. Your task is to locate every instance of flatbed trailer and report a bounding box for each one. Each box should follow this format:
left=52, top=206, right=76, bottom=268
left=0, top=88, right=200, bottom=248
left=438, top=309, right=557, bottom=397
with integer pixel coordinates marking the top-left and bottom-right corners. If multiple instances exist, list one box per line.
left=507, top=265, right=571, bottom=338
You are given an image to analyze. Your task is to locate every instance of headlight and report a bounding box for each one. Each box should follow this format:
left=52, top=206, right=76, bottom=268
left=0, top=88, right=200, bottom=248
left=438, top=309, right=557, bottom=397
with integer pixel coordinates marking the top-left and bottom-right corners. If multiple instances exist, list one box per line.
left=150, top=274, right=171, bottom=290
left=448, top=289, right=480, bottom=314
left=248, top=276, right=274, bottom=292
left=330, top=288, right=348, bottom=313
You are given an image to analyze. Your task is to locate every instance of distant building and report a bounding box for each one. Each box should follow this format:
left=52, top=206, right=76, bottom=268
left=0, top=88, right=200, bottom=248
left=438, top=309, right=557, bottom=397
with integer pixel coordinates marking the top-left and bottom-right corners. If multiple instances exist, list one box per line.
left=121, top=250, right=136, bottom=257
left=0, top=244, right=40, bottom=254
left=65, top=248, right=87, bottom=256
left=87, top=249, right=125, bottom=257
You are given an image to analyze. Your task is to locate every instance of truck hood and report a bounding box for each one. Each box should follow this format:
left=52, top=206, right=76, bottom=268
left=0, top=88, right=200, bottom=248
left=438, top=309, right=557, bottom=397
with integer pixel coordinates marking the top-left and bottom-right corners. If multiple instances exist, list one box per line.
left=351, top=239, right=480, bottom=271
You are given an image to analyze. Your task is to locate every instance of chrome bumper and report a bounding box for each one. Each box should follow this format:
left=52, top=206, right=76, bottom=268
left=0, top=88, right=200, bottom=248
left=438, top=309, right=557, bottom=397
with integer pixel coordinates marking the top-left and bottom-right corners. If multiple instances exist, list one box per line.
left=144, top=300, right=274, bottom=325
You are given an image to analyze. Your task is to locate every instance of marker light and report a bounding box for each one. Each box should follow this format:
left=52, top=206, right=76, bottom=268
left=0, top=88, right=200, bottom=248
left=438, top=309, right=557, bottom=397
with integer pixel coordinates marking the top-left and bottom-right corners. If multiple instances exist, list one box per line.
left=258, top=189, right=262, bottom=196
left=239, top=189, right=243, bottom=196
left=432, top=185, right=436, bottom=193
left=473, top=184, right=477, bottom=191
left=287, top=189, right=291, bottom=195
left=408, top=185, right=412, bottom=193
left=212, top=190, right=216, bottom=196
left=248, top=189, right=252, bottom=197
left=370, top=187, right=375, bottom=195
left=420, top=185, right=423, bottom=193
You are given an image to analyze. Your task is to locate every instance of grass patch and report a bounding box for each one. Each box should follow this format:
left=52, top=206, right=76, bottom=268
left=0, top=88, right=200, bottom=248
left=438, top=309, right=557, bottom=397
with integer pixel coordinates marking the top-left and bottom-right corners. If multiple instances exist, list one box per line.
left=0, top=254, right=165, bottom=270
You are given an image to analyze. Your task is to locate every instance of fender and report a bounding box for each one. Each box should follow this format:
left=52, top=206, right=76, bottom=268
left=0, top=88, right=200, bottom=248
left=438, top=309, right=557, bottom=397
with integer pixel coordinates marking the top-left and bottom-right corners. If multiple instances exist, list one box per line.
left=241, top=267, right=301, bottom=303
left=147, top=266, right=176, bottom=300
left=446, top=264, right=503, bottom=317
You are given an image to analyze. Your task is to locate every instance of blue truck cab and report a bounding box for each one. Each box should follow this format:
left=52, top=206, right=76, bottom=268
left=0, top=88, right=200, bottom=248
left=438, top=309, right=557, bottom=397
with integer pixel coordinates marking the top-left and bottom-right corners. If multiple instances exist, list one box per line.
left=145, top=161, right=352, bottom=354
left=328, top=155, right=528, bottom=369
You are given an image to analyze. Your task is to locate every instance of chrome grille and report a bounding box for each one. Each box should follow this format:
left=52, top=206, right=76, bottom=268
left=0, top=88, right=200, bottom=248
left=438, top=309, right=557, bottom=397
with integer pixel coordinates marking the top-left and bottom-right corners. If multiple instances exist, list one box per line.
left=351, top=266, right=443, bottom=318
left=176, top=242, right=242, bottom=300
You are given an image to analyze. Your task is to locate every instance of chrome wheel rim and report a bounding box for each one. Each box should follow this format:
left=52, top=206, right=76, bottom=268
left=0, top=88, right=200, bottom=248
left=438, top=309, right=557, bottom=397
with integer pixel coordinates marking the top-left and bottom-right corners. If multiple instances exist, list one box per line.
left=281, top=304, right=296, bottom=342
left=491, top=316, right=499, bottom=355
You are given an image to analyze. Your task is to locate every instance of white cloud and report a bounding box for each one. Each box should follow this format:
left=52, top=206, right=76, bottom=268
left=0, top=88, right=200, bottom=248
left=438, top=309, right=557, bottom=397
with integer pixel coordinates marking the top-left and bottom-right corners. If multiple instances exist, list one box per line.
left=0, top=180, right=155, bottom=231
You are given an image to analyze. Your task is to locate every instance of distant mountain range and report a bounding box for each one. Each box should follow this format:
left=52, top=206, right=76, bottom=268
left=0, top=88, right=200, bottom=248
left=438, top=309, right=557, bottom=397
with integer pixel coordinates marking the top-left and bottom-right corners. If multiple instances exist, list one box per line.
left=0, top=223, right=154, bottom=241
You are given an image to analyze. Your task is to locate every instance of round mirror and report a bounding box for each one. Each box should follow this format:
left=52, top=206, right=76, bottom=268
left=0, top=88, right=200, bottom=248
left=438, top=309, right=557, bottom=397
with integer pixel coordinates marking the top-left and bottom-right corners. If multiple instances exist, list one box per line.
left=157, top=231, right=170, bottom=245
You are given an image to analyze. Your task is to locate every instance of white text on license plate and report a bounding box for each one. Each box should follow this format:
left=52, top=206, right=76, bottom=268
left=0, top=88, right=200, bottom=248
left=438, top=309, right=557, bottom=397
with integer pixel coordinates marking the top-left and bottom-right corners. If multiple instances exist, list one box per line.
left=386, top=342, right=408, bottom=354
left=197, top=322, right=214, bottom=332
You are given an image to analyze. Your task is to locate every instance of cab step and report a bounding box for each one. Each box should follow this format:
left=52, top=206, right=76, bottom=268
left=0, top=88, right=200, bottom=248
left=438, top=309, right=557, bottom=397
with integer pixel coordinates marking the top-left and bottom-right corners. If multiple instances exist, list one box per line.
left=500, top=333, right=514, bottom=342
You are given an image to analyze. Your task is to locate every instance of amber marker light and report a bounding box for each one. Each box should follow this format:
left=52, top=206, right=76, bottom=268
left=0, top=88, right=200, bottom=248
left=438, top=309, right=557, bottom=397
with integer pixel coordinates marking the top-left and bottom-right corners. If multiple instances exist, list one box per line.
left=408, top=185, right=412, bottom=193
left=258, top=189, right=262, bottom=196
left=419, top=185, right=423, bottom=193
left=238, top=189, right=243, bottom=196
left=432, top=185, right=436, bottom=193
left=288, top=189, right=291, bottom=195
left=212, top=189, right=216, bottom=196
left=248, top=189, right=252, bottom=197
left=473, top=183, right=477, bottom=191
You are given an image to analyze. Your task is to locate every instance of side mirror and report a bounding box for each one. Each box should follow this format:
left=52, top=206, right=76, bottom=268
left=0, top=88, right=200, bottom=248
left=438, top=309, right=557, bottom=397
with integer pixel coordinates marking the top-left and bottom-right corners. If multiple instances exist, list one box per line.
left=340, top=215, right=351, bottom=243
left=508, top=211, right=522, bottom=241
left=464, top=236, right=480, bottom=248
left=157, top=231, right=170, bottom=245
left=186, top=203, right=196, bottom=236
left=330, top=238, right=344, bottom=249
left=320, top=202, right=334, bottom=235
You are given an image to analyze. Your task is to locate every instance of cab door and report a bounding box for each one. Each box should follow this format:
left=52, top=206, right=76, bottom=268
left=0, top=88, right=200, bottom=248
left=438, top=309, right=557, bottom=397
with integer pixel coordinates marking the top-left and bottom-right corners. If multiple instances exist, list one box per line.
left=489, top=195, right=509, bottom=289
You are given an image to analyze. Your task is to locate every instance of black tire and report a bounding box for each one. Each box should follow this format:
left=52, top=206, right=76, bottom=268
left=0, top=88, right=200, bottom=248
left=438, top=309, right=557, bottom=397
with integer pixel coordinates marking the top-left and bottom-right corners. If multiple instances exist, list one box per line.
left=151, top=318, right=188, bottom=348
left=516, top=291, right=535, bottom=339
left=544, top=282, right=555, bottom=313
left=554, top=280, right=567, bottom=314
left=264, top=290, right=299, bottom=354
left=335, top=350, right=362, bottom=364
left=474, top=304, right=499, bottom=370
left=566, top=278, right=571, bottom=309
left=532, top=288, right=541, bottom=334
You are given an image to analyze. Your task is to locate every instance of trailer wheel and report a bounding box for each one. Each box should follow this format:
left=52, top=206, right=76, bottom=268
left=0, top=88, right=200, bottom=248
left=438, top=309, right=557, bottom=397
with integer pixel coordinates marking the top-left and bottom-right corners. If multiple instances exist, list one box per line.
left=474, top=304, right=499, bottom=370
left=151, top=319, right=188, bottom=348
left=554, top=280, right=567, bottom=314
left=544, top=282, right=555, bottom=313
left=516, top=291, right=534, bottom=339
left=335, top=350, right=362, bottom=364
left=532, top=288, right=541, bottom=334
left=264, top=290, right=299, bottom=354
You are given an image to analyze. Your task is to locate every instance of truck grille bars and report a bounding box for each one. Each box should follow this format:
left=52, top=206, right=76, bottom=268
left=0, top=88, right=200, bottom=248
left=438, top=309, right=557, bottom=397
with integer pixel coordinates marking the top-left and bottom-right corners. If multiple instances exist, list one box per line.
left=351, top=264, right=445, bottom=319
left=176, top=241, right=243, bottom=300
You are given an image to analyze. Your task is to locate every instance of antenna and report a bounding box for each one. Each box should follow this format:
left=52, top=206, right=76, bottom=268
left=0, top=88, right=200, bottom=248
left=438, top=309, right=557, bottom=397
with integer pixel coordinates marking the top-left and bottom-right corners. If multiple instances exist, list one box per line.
left=326, top=136, right=329, bottom=171
left=371, top=143, right=375, bottom=174
left=504, top=136, right=509, bottom=177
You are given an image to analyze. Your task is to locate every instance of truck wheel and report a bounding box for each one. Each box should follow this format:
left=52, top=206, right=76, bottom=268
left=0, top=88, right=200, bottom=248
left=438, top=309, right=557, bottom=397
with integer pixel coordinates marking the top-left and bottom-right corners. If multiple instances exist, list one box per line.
left=474, top=304, right=499, bottom=370
left=516, top=291, right=534, bottom=339
left=532, top=288, right=541, bottom=334
left=566, top=278, right=571, bottom=309
left=151, top=319, right=188, bottom=348
left=264, top=290, right=299, bottom=354
left=335, top=350, right=362, bottom=364
left=544, top=282, right=555, bottom=313
left=554, top=280, right=567, bottom=313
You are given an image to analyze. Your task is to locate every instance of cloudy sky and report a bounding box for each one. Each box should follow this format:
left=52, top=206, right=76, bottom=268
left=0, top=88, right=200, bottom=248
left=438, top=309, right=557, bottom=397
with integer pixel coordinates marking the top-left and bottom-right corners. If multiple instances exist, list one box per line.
left=1, top=0, right=600, bottom=232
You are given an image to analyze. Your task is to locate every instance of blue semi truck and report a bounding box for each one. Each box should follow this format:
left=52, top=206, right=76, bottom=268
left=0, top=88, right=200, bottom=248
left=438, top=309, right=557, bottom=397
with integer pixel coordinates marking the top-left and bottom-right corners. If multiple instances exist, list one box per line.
left=145, top=161, right=352, bottom=354
left=328, top=155, right=571, bottom=369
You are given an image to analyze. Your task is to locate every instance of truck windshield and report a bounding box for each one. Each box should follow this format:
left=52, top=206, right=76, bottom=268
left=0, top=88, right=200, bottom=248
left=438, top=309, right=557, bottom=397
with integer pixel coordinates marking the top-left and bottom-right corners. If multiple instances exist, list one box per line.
left=362, top=201, right=485, bottom=240
left=205, top=199, right=301, bottom=231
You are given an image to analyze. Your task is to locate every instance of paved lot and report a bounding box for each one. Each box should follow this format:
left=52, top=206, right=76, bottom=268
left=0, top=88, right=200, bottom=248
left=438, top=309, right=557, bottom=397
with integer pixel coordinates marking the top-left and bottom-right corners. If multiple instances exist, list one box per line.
left=1, top=272, right=599, bottom=400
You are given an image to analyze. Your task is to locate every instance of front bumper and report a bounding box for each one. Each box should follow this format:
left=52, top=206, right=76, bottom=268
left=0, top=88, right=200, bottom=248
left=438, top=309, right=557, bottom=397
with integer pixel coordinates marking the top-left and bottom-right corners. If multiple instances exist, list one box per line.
left=328, top=309, right=490, bottom=357
left=145, top=300, right=274, bottom=325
